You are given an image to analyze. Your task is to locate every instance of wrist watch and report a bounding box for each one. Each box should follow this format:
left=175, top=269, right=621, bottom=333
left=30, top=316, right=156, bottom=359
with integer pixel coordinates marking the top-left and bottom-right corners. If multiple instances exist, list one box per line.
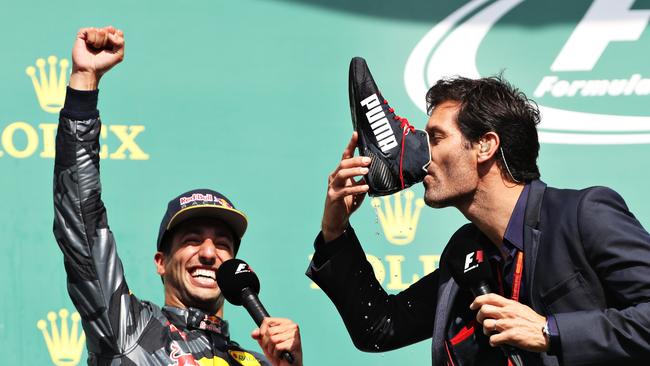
left=542, top=321, right=551, bottom=340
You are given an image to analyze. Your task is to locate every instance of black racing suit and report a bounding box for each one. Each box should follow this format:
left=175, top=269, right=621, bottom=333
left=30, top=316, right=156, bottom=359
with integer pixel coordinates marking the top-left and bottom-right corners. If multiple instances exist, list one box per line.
left=53, top=87, right=269, bottom=366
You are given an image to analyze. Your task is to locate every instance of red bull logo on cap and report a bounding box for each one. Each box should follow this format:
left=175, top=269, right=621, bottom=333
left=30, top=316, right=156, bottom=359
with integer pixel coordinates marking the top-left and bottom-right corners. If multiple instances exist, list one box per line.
left=179, top=194, right=234, bottom=209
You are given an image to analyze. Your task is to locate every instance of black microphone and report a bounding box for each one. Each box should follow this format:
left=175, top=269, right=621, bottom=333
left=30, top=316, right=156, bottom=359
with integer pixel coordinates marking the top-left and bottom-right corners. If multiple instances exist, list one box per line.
left=447, top=241, right=524, bottom=366
left=216, top=259, right=294, bottom=364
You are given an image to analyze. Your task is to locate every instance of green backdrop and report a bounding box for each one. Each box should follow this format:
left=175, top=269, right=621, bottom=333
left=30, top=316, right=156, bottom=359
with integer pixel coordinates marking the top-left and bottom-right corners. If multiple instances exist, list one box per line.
left=1, top=0, right=649, bottom=364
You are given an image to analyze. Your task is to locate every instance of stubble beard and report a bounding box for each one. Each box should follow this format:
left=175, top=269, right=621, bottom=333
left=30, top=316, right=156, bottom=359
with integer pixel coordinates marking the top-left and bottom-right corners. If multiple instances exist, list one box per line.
left=424, top=184, right=471, bottom=209
left=168, top=271, right=226, bottom=314
left=423, top=169, right=476, bottom=209
left=185, top=285, right=225, bottom=314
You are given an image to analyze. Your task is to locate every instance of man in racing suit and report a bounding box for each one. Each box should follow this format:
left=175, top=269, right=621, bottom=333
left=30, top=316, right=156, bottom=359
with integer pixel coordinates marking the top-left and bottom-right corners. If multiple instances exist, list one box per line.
left=53, top=26, right=303, bottom=366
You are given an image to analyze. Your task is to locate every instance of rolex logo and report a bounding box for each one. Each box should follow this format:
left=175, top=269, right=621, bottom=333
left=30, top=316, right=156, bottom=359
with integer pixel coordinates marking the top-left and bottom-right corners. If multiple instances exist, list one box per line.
left=371, top=190, right=425, bottom=245
left=37, top=309, right=86, bottom=366
left=0, top=56, right=149, bottom=160
left=25, top=56, right=69, bottom=114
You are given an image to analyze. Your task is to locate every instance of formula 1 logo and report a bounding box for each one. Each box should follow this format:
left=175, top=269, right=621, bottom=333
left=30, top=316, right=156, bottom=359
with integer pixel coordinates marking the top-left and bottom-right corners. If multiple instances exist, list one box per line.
left=235, top=263, right=251, bottom=274
left=464, top=250, right=484, bottom=273
left=405, top=0, right=650, bottom=144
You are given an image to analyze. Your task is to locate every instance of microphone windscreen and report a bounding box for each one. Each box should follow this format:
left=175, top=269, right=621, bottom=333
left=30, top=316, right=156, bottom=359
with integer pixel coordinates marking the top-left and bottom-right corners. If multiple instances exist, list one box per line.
left=216, top=258, right=261, bottom=306
left=447, top=240, right=493, bottom=290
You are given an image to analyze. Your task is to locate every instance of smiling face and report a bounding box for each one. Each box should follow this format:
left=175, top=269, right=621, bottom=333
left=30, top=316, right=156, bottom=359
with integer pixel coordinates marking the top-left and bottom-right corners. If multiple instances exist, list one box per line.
left=154, top=217, right=235, bottom=314
left=423, top=100, right=480, bottom=209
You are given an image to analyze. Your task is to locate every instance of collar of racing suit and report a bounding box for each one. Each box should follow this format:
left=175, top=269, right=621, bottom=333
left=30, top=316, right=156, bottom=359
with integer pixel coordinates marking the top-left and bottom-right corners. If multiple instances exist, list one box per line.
left=162, top=306, right=230, bottom=339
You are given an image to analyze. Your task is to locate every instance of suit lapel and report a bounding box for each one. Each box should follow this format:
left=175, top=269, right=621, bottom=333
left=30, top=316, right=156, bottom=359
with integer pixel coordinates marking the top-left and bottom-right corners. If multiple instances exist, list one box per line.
left=523, top=180, right=546, bottom=308
left=432, top=277, right=458, bottom=366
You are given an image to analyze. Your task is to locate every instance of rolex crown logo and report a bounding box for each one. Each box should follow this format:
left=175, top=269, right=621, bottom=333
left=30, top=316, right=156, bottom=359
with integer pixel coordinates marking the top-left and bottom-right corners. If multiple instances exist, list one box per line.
left=372, top=190, right=425, bottom=245
left=37, top=308, right=86, bottom=366
left=26, top=56, right=69, bottom=114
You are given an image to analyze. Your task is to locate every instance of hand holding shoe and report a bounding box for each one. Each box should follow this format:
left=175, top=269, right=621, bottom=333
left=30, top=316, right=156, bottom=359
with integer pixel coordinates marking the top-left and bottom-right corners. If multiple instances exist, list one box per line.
left=321, top=132, right=370, bottom=242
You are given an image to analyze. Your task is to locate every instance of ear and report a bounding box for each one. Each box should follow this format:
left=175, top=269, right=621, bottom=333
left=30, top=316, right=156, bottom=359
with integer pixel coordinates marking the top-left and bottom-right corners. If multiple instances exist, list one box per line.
left=477, top=132, right=499, bottom=163
left=154, top=252, right=166, bottom=276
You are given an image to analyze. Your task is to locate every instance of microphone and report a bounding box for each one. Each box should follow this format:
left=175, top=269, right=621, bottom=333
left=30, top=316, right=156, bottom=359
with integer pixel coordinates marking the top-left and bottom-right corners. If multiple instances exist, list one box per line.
left=216, top=259, right=294, bottom=364
left=447, top=241, right=524, bottom=366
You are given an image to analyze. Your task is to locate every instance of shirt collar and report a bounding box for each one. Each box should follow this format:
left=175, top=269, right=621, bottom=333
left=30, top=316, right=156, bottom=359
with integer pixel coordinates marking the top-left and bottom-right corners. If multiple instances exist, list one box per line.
left=162, top=306, right=230, bottom=338
left=503, top=184, right=530, bottom=252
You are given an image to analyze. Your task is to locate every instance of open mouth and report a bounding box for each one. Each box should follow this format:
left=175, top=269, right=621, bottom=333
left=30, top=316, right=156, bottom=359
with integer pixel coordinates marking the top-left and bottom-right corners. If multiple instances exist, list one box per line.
left=189, top=268, right=217, bottom=288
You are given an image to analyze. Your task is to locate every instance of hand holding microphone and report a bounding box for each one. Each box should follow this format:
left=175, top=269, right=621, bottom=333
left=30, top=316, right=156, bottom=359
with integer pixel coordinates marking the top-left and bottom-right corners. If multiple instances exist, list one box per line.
left=470, top=294, right=550, bottom=354
left=216, top=259, right=301, bottom=366
left=447, top=241, right=525, bottom=366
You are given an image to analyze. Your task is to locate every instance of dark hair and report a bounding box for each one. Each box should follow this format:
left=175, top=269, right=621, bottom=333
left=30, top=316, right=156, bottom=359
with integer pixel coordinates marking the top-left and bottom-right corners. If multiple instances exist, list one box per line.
left=426, top=75, right=541, bottom=182
left=159, top=234, right=172, bottom=255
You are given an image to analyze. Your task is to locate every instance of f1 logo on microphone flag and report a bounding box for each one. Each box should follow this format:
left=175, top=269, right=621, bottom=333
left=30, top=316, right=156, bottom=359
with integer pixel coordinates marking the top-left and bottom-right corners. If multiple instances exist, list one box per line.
left=235, top=263, right=252, bottom=275
left=463, top=250, right=484, bottom=273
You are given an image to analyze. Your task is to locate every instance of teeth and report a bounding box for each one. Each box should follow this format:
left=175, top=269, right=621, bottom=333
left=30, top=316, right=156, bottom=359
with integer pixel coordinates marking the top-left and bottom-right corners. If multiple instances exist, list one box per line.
left=191, top=268, right=216, bottom=280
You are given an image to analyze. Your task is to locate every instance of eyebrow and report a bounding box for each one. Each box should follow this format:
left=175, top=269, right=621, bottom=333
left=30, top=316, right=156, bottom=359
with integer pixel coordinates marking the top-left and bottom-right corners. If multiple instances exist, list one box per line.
left=426, top=125, right=444, bottom=134
left=177, top=229, right=200, bottom=238
left=177, top=227, right=234, bottom=241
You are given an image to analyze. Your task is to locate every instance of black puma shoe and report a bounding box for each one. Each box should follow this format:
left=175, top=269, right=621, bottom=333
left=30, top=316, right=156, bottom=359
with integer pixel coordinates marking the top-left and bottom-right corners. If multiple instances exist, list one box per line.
left=348, top=57, right=431, bottom=197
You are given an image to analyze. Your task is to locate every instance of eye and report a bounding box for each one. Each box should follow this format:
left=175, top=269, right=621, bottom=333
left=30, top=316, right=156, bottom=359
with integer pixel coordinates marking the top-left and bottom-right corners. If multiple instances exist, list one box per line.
left=429, top=134, right=441, bottom=145
left=213, top=239, right=234, bottom=251
left=182, top=235, right=201, bottom=245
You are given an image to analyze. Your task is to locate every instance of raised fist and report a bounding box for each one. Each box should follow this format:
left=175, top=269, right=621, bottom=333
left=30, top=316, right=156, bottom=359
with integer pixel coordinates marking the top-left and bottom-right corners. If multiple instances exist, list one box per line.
left=69, top=26, right=125, bottom=90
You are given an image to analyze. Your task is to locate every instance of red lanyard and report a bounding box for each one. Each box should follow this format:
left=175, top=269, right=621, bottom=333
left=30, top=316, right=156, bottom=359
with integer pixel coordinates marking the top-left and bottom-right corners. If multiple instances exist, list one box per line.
left=500, top=251, right=525, bottom=366
left=511, top=251, right=524, bottom=302
left=495, top=251, right=524, bottom=301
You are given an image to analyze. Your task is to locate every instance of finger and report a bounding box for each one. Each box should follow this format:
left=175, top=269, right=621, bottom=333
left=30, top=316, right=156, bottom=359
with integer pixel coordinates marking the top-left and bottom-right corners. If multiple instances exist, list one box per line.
left=106, top=34, right=125, bottom=62
left=482, top=318, right=499, bottom=336
left=256, top=336, right=273, bottom=361
left=273, top=338, right=300, bottom=355
left=107, top=32, right=125, bottom=48
left=341, top=132, right=359, bottom=160
left=77, top=27, right=92, bottom=40
left=89, top=29, right=101, bottom=48
left=264, top=317, right=291, bottom=326
left=332, top=167, right=368, bottom=185
left=338, top=156, right=371, bottom=172
left=269, top=329, right=295, bottom=345
left=251, top=328, right=261, bottom=340
left=476, top=304, right=502, bottom=323
left=489, top=330, right=510, bottom=347
left=98, top=29, right=109, bottom=48
left=328, top=156, right=370, bottom=184
left=89, top=29, right=106, bottom=49
left=105, top=25, right=116, bottom=34
left=470, top=293, right=510, bottom=310
left=267, top=321, right=299, bottom=337
left=257, top=318, right=272, bottom=346
left=329, top=184, right=369, bottom=201
left=259, top=317, right=272, bottom=332
left=264, top=318, right=293, bottom=331
left=260, top=336, right=276, bottom=360
left=85, top=28, right=97, bottom=45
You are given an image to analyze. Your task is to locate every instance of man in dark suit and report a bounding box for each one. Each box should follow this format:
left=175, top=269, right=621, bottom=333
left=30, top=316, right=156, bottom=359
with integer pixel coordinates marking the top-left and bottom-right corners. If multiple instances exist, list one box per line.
left=307, top=76, right=650, bottom=365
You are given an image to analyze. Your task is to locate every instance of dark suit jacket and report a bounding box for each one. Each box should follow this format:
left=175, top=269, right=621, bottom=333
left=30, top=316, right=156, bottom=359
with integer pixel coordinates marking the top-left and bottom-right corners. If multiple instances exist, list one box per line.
left=307, top=180, right=650, bottom=365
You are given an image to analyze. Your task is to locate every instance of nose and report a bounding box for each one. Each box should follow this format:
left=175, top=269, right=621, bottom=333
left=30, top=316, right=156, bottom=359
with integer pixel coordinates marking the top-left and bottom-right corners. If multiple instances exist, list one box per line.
left=197, top=239, right=217, bottom=265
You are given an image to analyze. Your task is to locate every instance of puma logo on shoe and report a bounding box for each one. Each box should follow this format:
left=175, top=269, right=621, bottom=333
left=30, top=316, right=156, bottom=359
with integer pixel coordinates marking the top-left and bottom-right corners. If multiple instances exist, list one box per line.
left=360, top=93, right=398, bottom=153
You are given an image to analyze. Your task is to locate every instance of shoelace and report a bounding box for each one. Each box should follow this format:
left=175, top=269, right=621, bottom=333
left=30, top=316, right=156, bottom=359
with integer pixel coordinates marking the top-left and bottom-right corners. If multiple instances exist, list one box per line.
left=385, top=99, right=415, bottom=189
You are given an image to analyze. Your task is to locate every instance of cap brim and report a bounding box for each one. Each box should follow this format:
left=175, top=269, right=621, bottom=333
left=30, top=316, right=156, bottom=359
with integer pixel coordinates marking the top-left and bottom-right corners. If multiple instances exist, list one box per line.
left=166, top=205, right=248, bottom=239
